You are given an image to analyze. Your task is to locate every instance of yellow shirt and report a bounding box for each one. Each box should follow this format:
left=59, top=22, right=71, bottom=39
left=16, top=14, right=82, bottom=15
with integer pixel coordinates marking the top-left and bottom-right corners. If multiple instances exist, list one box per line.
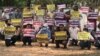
left=71, top=10, right=80, bottom=20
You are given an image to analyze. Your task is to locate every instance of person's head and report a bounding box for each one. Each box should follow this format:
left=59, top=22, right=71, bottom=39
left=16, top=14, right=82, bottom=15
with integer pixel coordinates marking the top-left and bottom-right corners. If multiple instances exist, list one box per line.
left=59, top=24, right=65, bottom=31
left=26, top=24, right=32, bottom=28
left=60, top=8, right=64, bottom=12
left=83, top=28, right=88, bottom=32
left=73, top=5, right=78, bottom=11
left=43, top=23, right=48, bottom=27
left=72, top=25, right=76, bottom=28
left=6, top=23, right=11, bottom=26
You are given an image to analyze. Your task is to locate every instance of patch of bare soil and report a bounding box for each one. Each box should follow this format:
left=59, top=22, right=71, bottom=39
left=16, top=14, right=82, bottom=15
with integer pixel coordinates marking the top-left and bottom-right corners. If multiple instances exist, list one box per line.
left=0, top=41, right=100, bottom=56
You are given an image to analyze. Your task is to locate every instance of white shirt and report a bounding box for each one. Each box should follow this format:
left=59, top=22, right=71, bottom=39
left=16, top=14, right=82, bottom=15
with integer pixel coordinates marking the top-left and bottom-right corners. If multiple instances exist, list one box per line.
left=2, top=12, right=10, bottom=19
left=69, top=27, right=79, bottom=40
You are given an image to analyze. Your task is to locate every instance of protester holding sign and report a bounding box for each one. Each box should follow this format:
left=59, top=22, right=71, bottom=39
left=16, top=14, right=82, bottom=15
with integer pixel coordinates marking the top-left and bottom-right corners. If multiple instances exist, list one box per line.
left=54, top=9, right=65, bottom=20
left=71, top=6, right=81, bottom=20
left=22, top=24, right=35, bottom=46
left=4, top=23, right=16, bottom=47
left=37, top=23, right=51, bottom=47
left=94, top=27, right=100, bottom=49
left=11, top=27, right=20, bottom=46
left=45, top=14, right=55, bottom=43
left=78, top=28, right=94, bottom=50
left=55, top=24, right=70, bottom=49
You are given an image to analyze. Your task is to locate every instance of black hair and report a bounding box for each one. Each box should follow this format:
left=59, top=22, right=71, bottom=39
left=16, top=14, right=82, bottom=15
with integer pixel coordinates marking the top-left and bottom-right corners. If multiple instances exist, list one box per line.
left=26, top=24, right=32, bottom=28
left=59, top=24, right=64, bottom=27
left=73, top=5, right=78, bottom=11
left=56, top=24, right=66, bottom=31
left=83, top=28, right=88, bottom=32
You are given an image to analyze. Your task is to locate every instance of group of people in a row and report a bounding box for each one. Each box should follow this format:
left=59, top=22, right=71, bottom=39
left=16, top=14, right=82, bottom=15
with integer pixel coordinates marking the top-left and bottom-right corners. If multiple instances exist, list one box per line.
left=0, top=5, right=100, bottom=50
left=0, top=20, right=97, bottom=50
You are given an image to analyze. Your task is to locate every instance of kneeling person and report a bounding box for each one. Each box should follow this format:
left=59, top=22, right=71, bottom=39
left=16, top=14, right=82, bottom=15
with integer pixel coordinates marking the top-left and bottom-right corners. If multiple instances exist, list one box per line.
left=55, top=24, right=69, bottom=49
left=78, top=28, right=94, bottom=50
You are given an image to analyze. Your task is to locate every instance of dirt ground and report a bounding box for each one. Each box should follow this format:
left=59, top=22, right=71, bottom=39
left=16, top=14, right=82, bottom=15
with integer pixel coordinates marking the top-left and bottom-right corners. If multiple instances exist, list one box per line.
left=0, top=41, right=100, bottom=56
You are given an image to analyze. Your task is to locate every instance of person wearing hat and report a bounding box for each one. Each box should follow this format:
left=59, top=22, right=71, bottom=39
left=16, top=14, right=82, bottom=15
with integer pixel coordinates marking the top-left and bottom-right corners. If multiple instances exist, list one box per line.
left=37, top=23, right=51, bottom=47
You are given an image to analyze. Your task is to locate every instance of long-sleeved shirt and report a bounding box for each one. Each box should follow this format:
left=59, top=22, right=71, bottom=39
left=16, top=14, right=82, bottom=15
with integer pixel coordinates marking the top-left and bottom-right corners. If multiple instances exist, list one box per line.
left=69, top=27, right=79, bottom=40
left=37, top=26, right=51, bottom=39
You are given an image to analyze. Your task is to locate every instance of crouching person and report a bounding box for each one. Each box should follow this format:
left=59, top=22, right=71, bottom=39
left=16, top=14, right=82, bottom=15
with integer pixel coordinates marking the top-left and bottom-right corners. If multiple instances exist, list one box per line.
left=22, top=24, right=35, bottom=46
left=36, top=23, right=51, bottom=47
left=11, top=27, right=20, bottom=46
left=55, top=24, right=69, bottom=49
left=94, top=31, right=100, bottom=49
left=78, top=28, right=94, bottom=50
left=4, top=23, right=16, bottom=47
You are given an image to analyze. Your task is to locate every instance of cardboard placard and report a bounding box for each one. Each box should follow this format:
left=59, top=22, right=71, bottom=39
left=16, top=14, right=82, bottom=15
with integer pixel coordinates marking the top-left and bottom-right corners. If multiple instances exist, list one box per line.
left=55, top=20, right=67, bottom=26
left=36, top=9, right=45, bottom=16
left=55, top=31, right=67, bottom=40
left=57, top=4, right=66, bottom=9
left=33, top=5, right=41, bottom=12
left=0, top=21, right=5, bottom=29
left=45, top=19, right=54, bottom=25
left=23, top=29, right=35, bottom=37
left=23, top=18, right=33, bottom=25
left=47, top=4, right=55, bottom=11
left=36, top=34, right=48, bottom=39
left=88, top=12, right=98, bottom=19
left=95, top=31, right=100, bottom=37
left=23, top=13, right=32, bottom=17
left=11, top=19, right=21, bottom=26
left=33, top=21, right=43, bottom=31
left=78, top=32, right=90, bottom=40
left=69, top=20, right=80, bottom=26
left=87, top=22, right=94, bottom=30
left=4, top=27, right=16, bottom=35
left=79, top=7, right=89, bottom=14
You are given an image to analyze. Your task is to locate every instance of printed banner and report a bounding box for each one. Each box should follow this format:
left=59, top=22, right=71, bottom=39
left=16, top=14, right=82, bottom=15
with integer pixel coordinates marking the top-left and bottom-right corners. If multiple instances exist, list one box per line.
left=0, top=21, right=5, bottom=29
left=88, top=12, right=98, bottom=19
left=47, top=4, right=55, bottom=11
left=78, top=32, right=90, bottom=40
left=36, top=9, right=45, bottom=16
left=23, top=18, right=33, bottom=25
left=33, top=5, right=41, bottom=12
left=57, top=4, right=66, bottom=9
left=45, top=19, right=54, bottom=25
left=87, top=22, right=94, bottom=30
left=95, top=31, right=100, bottom=37
left=55, top=20, right=67, bottom=26
left=79, top=7, right=89, bottom=14
left=11, top=19, right=21, bottom=26
left=23, top=29, right=35, bottom=37
left=4, top=27, right=16, bottom=35
left=23, top=11, right=32, bottom=17
left=33, top=21, right=43, bottom=31
left=69, top=20, right=80, bottom=26
left=63, top=9, right=70, bottom=13
left=55, top=31, right=67, bottom=40
left=36, top=34, right=48, bottom=39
